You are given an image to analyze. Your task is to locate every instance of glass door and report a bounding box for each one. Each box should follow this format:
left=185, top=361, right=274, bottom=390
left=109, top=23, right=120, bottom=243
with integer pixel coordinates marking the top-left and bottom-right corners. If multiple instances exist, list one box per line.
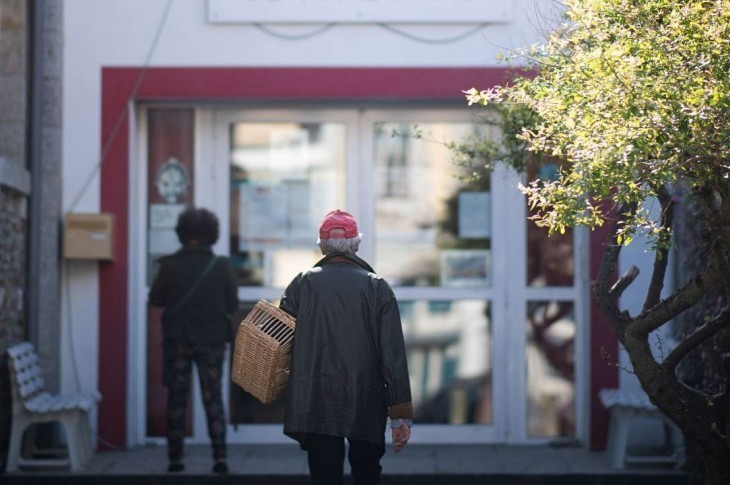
left=360, top=110, right=509, bottom=442
left=210, top=109, right=358, bottom=442
left=359, top=111, right=587, bottom=444
left=516, top=162, right=589, bottom=443
left=134, top=106, right=586, bottom=446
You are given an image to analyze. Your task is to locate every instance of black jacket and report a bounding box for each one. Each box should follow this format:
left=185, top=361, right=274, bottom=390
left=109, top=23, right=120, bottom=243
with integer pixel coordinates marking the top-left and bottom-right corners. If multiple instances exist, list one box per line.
left=149, top=245, right=237, bottom=345
left=280, top=252, right=412, bottom=448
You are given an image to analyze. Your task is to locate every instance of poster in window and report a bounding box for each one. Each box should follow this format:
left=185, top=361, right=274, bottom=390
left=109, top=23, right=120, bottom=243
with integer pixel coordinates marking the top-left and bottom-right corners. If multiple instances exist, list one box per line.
left=441, top=249, right=491, bottom=287
left=270, top=129, right=309, bottom=173
left=148, top=228, right=179, bottom=255
left=149, top=204, right=186, bottom=229
left=238, top=181, right=312, bottom=250
left=458, top=192, right=490, bottom=239
left=287, top=180, right=312, bottom=243
left=239, top=183, right=288, bottom=250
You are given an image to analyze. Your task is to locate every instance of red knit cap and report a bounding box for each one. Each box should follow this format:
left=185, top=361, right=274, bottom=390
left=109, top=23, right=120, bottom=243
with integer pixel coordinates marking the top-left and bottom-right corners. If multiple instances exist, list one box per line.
left=319, top=210, right=359, bottom=239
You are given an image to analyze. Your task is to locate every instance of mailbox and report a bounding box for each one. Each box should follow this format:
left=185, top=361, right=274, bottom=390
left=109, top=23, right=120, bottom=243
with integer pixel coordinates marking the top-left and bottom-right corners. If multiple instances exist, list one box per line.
left=63, top=213, right=114, bottom=261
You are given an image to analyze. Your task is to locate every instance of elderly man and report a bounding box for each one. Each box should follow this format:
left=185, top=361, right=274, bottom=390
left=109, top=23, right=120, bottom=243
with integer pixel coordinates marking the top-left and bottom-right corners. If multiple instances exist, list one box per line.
left=280, top=209, right=413, bottom=485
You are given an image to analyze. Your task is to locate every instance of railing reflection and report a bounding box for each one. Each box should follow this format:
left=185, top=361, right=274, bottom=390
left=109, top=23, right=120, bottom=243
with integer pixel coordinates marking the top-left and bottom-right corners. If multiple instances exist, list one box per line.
left=401, top=300, right=493, bottom=425
left=526, top=300, right=575, bottom=437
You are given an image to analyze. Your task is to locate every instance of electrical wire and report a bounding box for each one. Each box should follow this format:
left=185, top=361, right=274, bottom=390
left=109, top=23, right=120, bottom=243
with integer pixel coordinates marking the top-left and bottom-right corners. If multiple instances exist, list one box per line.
left=378, top=23, right=488, bottom=44
left=63, top=260, right=126, bottom=450
left=254, top=23, right=335, bottom=40
left=67, top=0, right=174, bottom=212
left=251, top=22, right=488, bottom=44
left=63, top=0, right=174, bottom=450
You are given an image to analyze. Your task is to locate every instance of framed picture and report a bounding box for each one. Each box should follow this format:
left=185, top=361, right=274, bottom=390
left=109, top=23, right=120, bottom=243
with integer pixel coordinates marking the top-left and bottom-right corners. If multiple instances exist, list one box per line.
left=440, top=249, right=491, bottom=287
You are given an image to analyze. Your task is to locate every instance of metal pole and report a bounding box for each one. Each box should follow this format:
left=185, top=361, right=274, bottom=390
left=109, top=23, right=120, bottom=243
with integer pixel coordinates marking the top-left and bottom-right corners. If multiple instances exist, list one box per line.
left=27, top=0, right=46, bottom=346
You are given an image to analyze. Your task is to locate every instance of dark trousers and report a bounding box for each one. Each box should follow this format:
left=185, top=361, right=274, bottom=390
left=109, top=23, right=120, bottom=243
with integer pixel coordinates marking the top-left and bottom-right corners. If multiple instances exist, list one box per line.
left=165, top=339, right=226, bottom=462
left=305, top=433, right=385, bottom=485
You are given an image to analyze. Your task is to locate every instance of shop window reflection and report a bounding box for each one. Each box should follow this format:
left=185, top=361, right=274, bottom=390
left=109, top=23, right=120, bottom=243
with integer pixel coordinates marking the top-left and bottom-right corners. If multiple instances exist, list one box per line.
left=526, top=300, right=575, bottom=437
left=228, top=122, right=346, bottom=287
left=373, top=122, right=492, bottom=288
left=527, top=220, right=574, bottom=287
left=401, top=300, right=493, bottom=424
left=526, top=161, right=574, bottom=287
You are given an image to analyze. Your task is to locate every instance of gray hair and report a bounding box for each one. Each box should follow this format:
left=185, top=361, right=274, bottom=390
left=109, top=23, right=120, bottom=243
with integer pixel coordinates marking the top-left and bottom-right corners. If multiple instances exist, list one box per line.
left=318, top=235, right=362, bottom=255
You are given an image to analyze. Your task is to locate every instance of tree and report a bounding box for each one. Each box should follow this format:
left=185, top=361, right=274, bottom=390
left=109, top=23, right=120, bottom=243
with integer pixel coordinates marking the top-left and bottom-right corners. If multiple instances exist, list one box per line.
left=462, top=0, right=730, bottom=482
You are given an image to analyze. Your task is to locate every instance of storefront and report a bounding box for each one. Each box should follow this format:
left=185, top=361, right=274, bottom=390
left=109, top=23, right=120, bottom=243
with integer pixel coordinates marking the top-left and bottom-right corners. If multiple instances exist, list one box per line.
left=61, top=1, right=617, bottom=451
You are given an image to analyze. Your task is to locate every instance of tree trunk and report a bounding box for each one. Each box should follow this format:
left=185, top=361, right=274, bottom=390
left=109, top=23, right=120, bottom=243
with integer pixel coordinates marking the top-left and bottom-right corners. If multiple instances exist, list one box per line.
left=703, top=452, right=730, bottom=485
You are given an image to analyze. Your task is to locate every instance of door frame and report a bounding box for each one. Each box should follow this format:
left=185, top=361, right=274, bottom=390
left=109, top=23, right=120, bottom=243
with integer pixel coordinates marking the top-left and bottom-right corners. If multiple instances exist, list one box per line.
left=131, top=104, right=589, bottom=446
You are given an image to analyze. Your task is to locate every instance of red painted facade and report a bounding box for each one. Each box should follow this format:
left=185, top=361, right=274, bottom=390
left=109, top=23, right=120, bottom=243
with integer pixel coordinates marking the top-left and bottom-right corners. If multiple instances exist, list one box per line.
left=99, top=67, right=617, bottom=449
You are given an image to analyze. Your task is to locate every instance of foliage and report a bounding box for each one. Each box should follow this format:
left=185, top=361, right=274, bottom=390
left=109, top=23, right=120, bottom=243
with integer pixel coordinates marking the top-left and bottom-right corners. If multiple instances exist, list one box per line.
left=461, top=0, right=730, bottom=481
left=465, top=0, right=730, bottom=247
left=446, top=103, right=541, bottom=181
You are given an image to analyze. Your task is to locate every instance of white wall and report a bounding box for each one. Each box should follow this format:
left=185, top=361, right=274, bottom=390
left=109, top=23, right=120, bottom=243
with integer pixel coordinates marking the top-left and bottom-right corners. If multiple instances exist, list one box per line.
left=61, top=0, right=563, bottom=439
left=618, top=200, right=676, bottom=446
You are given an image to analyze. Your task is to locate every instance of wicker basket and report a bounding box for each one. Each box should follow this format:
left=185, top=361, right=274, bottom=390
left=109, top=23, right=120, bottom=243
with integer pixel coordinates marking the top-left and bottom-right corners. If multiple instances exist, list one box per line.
left=231, top=300, right=296, bottom=404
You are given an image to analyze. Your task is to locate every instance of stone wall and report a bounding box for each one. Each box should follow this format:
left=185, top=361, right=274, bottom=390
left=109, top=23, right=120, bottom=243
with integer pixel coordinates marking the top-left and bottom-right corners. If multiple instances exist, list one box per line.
left=0, top=186, right=27, bottom=348
left=0, top=0, right=28, bottom=168
left=0, top=0, right=63, bottom=375
left=0, top=0, right=64, bottom=467
left=0, top=187, right=27, bottom=444
left=0, top=0, right=30, bottom=471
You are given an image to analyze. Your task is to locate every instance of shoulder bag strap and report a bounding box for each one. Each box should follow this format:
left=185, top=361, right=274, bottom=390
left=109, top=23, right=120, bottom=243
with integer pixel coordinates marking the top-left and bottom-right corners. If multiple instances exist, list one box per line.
left=163, top=256, right=219, bottom=323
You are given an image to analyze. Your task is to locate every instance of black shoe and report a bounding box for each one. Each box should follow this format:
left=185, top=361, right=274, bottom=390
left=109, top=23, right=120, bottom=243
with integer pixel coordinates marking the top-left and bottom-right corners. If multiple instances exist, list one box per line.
left=168, top=461, right=185, bottom=473
left=213, top=460, right=229, bottom=474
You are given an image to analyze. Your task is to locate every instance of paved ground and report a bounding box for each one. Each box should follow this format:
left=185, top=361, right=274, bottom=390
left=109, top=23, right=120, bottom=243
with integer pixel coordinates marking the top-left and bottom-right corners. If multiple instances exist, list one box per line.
left=3, top=444, right=689, bottom=484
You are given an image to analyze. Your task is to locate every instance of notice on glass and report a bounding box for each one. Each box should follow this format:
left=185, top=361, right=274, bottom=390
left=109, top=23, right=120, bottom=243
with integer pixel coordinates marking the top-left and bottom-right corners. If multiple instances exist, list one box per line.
left=148, top=228, right=179, bottom=255
left=239, top=183, right=289, bottom=250
left=270, top=129, right=309, bottom=173
left=287, top=180, right=312, bottom=243
left=149, top=204, right=186, bottom=229
left=458, top=192, right=490, bottom=239
left=441, top=249, right=491, bottom=287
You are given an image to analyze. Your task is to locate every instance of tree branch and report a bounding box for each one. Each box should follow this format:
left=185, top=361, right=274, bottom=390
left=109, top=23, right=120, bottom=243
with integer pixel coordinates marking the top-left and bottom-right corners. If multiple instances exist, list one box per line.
left=593, top=241, right=624, bottom=335
left=593, top=243, right=621, bottom=309
left=631, top=263, right=724, bottom=336
left=609, top=265, right=640, bottom=301
left=593, top=203, right=637, bottom=340
left=662, top=306, right=730, bottom=372
left=642, top=187, right=675, bottom=312
left=594, top=203, right=636, bottom=303
left=699, top=186, right=730, bottom=301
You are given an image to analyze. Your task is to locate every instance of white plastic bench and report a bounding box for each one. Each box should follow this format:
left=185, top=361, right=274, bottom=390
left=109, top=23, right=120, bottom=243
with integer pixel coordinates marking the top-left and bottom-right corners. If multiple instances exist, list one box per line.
left=600, top=388, right=684, bottom=469
left=6, top=342, right=101, bottom=471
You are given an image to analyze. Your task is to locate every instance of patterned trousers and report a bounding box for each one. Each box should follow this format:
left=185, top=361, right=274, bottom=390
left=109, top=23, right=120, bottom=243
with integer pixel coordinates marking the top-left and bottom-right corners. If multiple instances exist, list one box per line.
left=164, top=339, right=227, bottom=462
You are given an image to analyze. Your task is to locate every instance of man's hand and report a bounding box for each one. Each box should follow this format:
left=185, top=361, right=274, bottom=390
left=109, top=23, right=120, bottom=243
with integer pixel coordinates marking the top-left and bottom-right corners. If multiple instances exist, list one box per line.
left=392, top=421, right=411, bottom=454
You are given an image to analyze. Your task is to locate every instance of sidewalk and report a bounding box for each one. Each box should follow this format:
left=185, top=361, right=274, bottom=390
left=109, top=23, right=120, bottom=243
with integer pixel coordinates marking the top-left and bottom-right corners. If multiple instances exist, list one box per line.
left=3, top=444, right=689, bottom=484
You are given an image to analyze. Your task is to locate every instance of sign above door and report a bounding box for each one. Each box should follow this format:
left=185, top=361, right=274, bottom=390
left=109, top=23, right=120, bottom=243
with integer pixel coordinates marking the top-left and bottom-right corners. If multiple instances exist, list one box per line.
left=207, top=0, right=511, bottom=24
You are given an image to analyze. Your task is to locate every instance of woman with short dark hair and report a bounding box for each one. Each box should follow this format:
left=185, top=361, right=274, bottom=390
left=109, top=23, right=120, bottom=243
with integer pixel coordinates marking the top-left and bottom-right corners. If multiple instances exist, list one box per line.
left=149, top=207, right=237, bottom=474
left=175, top=207, right=220, bottom=246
